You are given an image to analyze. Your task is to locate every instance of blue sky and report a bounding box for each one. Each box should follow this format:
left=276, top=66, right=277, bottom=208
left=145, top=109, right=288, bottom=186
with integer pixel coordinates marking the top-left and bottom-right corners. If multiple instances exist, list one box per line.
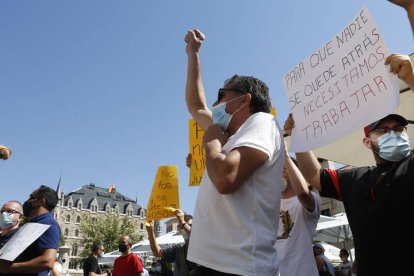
left=0, top=1, right=412, bottom=220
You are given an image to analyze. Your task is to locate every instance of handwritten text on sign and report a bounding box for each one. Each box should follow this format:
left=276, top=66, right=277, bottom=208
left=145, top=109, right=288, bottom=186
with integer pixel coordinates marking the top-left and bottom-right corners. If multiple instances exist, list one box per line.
left=188, top=119, right=205, bottom=187
left=284, top=7, right=399, bottom=152
left=146, top=166, right=179, bottom=221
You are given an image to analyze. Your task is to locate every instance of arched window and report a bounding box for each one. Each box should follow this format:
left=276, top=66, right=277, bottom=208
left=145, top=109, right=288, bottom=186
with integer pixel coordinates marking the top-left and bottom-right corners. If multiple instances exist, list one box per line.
left=64, top=228, right=69, bottom=236
left=140, top=223, right=144, bottom=230
left=76, top=216, right=81, bottom=223
left=68, top=202, right=72, bottom=208
left=66, top=214, right=71, bottom=222
left=75, top=229, right=79, bottom=237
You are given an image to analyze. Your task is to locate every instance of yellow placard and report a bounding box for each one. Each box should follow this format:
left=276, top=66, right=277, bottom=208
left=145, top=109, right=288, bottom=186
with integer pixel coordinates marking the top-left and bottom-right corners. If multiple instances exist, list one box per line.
left=188, top=119, right=205, bottom=186
left=270, top=106, right=276, bottom=117
left=146, top=166, right=180, bottom=221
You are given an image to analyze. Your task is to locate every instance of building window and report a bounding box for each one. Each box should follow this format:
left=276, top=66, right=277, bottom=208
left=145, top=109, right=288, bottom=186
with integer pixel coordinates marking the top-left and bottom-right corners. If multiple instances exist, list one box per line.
left=167, top=225, right=172, bottom=233
left=68, top=202, right=72, bottom=208
left=64, top=228, right=69, bottom=236
left=71, top=243, right=78, bottom=256
left=75, top=229, right=79, bottom=237
left=140, top=223, right=144, bottom=230
left=66, top=214, right=71, bottom=222
left=78, top=202, right=82, bottom=209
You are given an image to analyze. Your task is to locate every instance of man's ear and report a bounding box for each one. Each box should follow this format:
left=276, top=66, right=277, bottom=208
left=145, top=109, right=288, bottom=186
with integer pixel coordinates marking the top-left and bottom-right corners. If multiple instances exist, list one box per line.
left=243, top=93, right=252, bottom=104
left=38, top=197, right=47, bottom=207
left=362, top=137, right=372, bottom=149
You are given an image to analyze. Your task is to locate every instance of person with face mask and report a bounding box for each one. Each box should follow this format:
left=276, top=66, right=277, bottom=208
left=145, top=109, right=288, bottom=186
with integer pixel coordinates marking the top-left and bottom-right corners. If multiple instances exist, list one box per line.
left=184, top=28, right=284, bottom=276
left=112, top=235, right=144, bottom=276
left=0, top=200, right=23, bottom=250
left=274, top=141, right=321, bottom=276
left=283, top=51, right=414, bottom=276
left=146, top=209, right=197, bottom=276
left=83, top=243, right=108, bottom=276
left=0, top=185, right=61, bottom=276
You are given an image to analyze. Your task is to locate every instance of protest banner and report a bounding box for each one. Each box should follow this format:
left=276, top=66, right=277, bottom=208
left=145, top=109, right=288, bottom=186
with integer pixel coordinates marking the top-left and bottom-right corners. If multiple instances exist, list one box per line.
left=146, top=166, right=179, bottom=221
left=284, top=7, right=400, bottom=152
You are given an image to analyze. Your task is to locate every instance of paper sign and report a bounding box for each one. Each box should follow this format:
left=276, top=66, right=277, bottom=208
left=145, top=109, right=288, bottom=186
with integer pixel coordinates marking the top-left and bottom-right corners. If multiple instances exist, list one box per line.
left=284, top=7, right=400, bottom=152
left=188, top=119, right=205, bottom=187
left=146, top=166, right=180, bottom=221
left=0, top=223, right=50, bottom=261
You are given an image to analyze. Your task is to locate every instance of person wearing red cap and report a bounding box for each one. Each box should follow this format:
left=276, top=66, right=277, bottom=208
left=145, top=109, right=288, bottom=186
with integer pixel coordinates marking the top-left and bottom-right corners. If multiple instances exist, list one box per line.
left=284, top=53, right=414, bottom=275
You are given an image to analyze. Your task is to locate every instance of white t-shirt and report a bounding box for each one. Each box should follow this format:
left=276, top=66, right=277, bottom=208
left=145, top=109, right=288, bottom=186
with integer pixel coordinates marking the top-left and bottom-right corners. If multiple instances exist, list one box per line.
left=188, top=112, right=284, bottom=276
left=275, top=192, right=321, bottom=276
left=339, top=261, right=354, bottom=276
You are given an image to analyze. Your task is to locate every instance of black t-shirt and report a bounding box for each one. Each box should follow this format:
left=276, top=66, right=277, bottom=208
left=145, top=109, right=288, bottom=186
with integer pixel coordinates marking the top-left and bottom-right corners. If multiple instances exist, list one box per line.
left=0, top=228, right=19, bottom=250
left=319, top=152, right=414, bottom=276
left=83, top=255, right=101, bottom=276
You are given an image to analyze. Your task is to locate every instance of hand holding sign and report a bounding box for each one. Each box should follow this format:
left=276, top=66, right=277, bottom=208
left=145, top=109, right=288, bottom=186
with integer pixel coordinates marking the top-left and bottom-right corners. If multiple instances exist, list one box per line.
left=146, top=166, right=180, bottom=221
left=284, top=7, right=400, bottom=152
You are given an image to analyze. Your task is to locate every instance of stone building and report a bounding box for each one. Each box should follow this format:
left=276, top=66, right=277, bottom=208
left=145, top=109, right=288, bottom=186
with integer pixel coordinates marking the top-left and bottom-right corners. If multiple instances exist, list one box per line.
left=53, top=183, right=152, bottom=272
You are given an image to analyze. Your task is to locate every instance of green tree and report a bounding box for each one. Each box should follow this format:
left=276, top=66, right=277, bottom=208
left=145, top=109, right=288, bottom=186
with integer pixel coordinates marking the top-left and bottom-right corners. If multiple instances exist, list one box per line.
left=79, top=209, right=141, bottom=257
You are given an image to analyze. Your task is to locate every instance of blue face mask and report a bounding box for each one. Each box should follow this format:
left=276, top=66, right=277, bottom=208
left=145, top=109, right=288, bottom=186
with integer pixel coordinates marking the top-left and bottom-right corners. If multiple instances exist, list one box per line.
left=212, top=95, right=245, bottom=131
left=0, top=212, right=15, bottom=229
left=377, top=131, right=411, bottom=162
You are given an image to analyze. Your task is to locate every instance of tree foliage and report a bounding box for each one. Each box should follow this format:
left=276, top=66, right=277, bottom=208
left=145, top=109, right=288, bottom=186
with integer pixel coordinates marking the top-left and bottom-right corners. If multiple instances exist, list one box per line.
left=79, top=209, right=141, bottom=257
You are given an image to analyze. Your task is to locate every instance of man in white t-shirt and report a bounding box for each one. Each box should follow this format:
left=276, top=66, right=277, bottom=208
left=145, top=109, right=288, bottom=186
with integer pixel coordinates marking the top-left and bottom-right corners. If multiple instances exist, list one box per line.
left=184, top=28, right=284, bottom=276
left=274, top=144, right=320, bottom=276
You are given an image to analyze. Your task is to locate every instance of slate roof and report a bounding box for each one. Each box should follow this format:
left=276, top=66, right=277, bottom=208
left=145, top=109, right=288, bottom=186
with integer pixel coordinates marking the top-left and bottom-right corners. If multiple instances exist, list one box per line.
left=63, top=183, right=144, bottom=215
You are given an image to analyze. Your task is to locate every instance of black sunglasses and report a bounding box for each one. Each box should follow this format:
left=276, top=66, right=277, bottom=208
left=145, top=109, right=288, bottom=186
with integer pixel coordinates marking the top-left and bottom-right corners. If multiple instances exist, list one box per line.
left=217, top=88, right=247, bottom=102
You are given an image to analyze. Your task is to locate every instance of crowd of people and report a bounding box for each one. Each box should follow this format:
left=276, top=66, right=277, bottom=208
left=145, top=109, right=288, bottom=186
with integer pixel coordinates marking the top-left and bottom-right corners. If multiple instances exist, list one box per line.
left=1, top=0, right=413, bottom=275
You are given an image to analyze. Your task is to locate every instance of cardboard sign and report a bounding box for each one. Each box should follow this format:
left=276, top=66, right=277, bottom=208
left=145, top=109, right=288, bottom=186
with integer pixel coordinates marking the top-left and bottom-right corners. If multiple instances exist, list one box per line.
left=146, top=166, right=179, bottom=221
left=284, top=7, right=400, bottom=152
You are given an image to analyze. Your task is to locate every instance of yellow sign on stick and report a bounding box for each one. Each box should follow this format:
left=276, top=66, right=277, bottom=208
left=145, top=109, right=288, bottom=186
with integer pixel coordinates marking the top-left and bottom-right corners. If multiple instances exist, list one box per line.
left=270, top=106, right=276, bottom=117
left=146, top=166, right=180, bottom=221
left=188, top=119, right=205, bottom=187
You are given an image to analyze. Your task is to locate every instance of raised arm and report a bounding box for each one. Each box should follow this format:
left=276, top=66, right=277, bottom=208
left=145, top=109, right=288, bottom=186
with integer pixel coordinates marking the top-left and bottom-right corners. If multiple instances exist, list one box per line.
left=184, top=29, right=212, bottom=131
left=385, top=53, right=414, bottom=91
left=145, top=221, right=163, bottom=258
left=284, top=114, right=322, bottom=191
left=283, top=141, right=316, bottom=212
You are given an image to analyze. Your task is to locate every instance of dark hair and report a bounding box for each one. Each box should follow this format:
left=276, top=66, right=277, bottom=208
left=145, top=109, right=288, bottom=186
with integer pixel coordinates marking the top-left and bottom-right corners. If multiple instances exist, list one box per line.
left=37, top=185, right=58, bottom=211
left=224, top=75, right=271, bottom=113
left=92, top=242, right=103, bottom=252
left=184, top=214, right=193, bottom=222
left=340, top=248, right=349, bottom=257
